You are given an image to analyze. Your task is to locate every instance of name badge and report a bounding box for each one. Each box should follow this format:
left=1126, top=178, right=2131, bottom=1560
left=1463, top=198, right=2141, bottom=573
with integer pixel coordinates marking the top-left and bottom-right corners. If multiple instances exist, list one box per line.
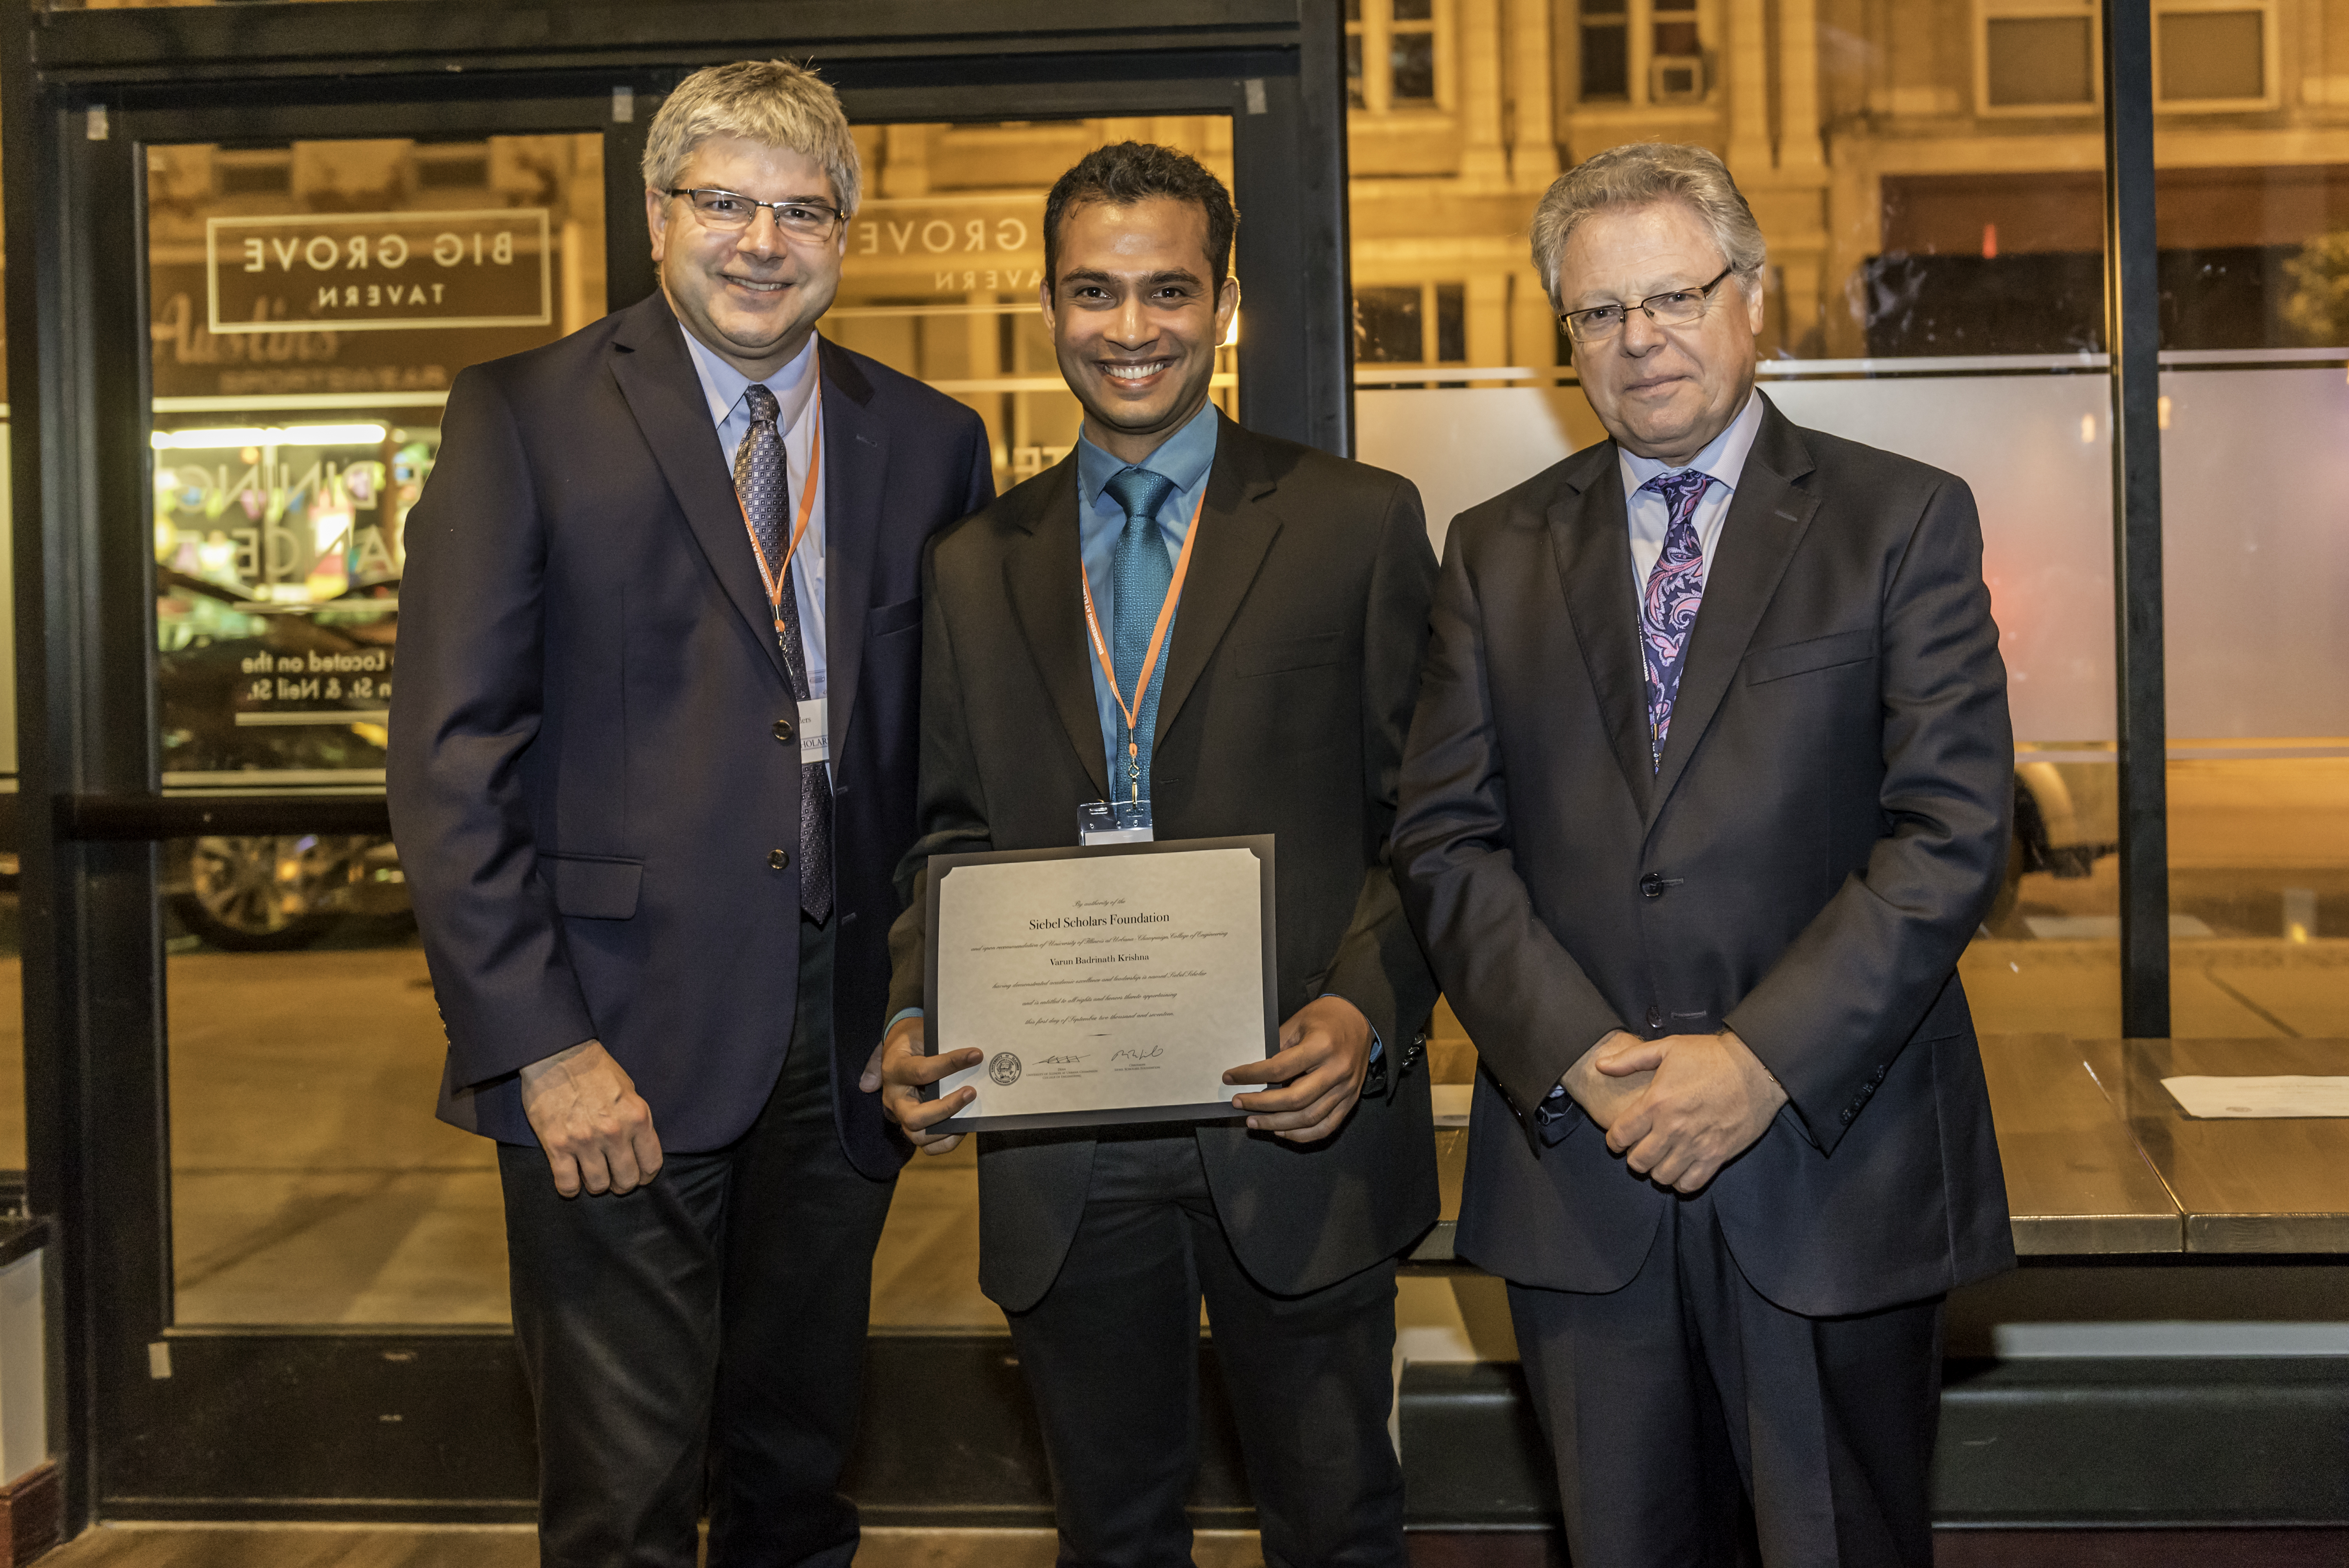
left=798, top=698, right=830, bottom=766
left=1079, top=799, right=1153, bottom=846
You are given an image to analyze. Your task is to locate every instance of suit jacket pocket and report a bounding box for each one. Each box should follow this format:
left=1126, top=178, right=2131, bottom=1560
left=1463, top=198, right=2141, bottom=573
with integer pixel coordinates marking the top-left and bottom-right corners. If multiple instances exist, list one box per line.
left=1745, top=628, right=1874, bottom=685
left=866, top=594, right=923, bottom=639
left=1233, top=629, right=1343, bottom=677
left=542, top=853, right=643, bottom=920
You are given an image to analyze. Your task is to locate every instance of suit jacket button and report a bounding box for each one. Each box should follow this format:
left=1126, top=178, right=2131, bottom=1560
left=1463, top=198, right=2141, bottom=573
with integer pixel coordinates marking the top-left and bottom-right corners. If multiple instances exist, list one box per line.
left=773, top=719, right=794, bottom=743
left=1640, top=872, right=1666, bottom=899
left=1645, top=1006, right=1665, bottom=1030
left=768, top=849, right=791, bottom=871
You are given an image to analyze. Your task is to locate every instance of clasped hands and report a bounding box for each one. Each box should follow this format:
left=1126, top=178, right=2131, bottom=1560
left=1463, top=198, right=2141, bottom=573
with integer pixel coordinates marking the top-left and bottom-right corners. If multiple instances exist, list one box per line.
left=1564, top=1026, right=1788, bottom=1194
left=865, top=996, right=1378, bottom=1155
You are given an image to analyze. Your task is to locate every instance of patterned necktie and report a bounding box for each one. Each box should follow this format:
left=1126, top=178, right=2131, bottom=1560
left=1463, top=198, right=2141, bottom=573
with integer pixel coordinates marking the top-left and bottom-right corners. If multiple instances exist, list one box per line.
left=1103, top=465, right=1178, bottom=809
left=735, top=383, right=832, bottom=923
left=1637, top=468, right=1714, bottom=772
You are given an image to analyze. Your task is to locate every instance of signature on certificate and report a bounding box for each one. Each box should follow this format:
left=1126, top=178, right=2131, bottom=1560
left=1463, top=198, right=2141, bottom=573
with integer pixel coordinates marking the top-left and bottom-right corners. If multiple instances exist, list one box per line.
left=1110, top=1043, right=1167, bottom=1064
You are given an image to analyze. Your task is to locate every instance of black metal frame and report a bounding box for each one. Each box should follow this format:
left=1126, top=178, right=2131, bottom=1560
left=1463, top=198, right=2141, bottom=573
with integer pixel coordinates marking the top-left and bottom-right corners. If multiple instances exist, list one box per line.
left=3, top=0, right=1353, bottom=1528
left=2101, top=0, right=2171, bottom=1037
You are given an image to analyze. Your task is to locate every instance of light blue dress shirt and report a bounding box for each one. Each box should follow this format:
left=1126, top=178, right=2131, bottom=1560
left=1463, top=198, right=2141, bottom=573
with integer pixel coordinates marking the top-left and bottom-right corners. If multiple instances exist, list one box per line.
left=680, top=327, right=828, bottom=698
left=1617, top=387, right=1763, bottom=603
left=1074, top=398, right=1220, bottom=790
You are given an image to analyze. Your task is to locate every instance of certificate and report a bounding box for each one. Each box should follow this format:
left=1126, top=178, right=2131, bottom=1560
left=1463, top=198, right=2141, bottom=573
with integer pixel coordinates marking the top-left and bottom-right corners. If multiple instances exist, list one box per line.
left=921, top=836, right=1278, bottom=1132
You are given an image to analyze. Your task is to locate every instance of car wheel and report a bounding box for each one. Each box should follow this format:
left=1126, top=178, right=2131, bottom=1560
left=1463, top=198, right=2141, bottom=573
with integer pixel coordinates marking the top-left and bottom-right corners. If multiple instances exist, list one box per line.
left=169, top=835, right=345, bottom=952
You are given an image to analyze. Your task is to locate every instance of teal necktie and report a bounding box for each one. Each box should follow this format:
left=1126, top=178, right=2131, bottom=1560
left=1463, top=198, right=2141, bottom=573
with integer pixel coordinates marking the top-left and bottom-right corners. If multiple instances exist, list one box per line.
left=1103, top=465, right=1177, bottom=809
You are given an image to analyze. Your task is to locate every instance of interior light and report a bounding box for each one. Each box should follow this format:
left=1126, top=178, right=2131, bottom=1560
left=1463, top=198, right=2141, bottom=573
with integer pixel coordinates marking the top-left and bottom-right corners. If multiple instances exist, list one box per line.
left=1221, top=308, right=1241, bottom=349
left=151, top=424, right=388, bottom=451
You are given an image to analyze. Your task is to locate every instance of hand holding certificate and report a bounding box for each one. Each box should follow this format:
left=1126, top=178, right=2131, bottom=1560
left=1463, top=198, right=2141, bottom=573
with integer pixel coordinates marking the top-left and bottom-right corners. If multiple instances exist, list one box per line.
left=915, top=836, right=1278, bottom=1132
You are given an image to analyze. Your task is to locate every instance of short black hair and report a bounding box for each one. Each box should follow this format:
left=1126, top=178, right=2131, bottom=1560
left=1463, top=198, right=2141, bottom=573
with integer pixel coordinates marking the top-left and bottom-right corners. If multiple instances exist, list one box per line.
left=1043, top=141, right=1237, bottom=292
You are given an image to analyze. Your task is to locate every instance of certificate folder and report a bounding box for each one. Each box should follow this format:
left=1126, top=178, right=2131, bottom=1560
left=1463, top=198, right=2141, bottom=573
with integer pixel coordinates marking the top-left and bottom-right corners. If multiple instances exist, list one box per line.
left=920, top=834, right=1278, bottom=1133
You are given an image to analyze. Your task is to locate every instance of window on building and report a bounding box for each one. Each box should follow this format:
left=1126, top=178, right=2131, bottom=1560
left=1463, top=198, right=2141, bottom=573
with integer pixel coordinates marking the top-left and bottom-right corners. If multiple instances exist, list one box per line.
left=1574, top=0, right=1709, bottom=106
left=1354, top=282, right=1467, bottom=365
left=1345, top=0, right=1447, bottom=113
left=1978, top=0, right=2099, bottom=113
left=2156, top=3, right=2271, bottom=106
left=1650, top=0, right=1703, bottom=101
left=1345, top=0, right=1366, bottom=109
left=1390, top=0, right=1438, bottom=103
left=1580, top=0, right=1630, bottom=100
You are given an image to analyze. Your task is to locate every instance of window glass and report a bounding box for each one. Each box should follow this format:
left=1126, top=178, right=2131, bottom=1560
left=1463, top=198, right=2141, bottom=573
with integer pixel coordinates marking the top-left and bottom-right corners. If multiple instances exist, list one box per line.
left=148, top=134, right=606, bottom=1324
left=2158, top=10, right=2265, bottom=103
left=1985, top=16, right=2098, bottom=107
left=1358, top=0, right=2122, bottom=1040
left=2156, top=144, right=2349, bottom=1035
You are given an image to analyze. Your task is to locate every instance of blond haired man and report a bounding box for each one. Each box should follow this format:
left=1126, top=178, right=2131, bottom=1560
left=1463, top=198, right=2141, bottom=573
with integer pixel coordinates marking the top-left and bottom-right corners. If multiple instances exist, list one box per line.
left=390, top=61, right=991, bottom=1565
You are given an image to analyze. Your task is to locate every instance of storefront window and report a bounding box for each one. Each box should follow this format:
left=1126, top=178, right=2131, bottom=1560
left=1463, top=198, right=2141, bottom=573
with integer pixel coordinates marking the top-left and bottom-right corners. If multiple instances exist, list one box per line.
left=2156, top=157, right=2349, bottom=1037
left=148, top=134, right=605, bottom=1324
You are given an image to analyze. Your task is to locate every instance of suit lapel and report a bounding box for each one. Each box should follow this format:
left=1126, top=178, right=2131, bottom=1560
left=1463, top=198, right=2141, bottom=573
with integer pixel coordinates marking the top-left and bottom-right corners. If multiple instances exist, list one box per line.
left=608, top=295, right=787, bottom=684
left=1645, top=398, right=1820, bottom=823
left=1003, top=459, right=1114, bottom=800
left=1548, top=447, right=1655, bottom=817
left=817, top=339, right=888, bottom=761
left=1154, top=413, right=1280, bottom=748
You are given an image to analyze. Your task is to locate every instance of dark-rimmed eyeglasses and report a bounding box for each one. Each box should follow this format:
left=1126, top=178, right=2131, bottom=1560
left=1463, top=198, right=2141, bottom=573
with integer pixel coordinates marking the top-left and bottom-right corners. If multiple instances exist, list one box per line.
left=667, top=188, right=844, bottom=241
left=1558, top=265, right=1739, bottom=343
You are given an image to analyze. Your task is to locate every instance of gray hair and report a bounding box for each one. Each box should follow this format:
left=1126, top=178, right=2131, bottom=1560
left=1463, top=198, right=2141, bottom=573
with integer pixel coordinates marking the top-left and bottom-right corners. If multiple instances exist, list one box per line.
left=641, top=60, right=863, bottom=218
left=1529, top=143, right=1766, bottom=304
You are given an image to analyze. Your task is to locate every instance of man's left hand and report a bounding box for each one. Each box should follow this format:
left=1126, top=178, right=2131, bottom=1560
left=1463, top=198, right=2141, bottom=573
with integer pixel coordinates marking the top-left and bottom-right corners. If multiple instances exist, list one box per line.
left=1597, top=1027, right=1788, bottom=1193
left=1223, top=996, right=1375, bottom=1143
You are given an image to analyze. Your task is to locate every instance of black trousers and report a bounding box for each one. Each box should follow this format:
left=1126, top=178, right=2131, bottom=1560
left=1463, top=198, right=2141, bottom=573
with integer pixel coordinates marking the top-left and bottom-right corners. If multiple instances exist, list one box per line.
left=499, top=920, right=897, bottom=1568
left=1006, top=1131, right=1407, bottom=1568
left=1506, top=1192, right=1944, bottom=1568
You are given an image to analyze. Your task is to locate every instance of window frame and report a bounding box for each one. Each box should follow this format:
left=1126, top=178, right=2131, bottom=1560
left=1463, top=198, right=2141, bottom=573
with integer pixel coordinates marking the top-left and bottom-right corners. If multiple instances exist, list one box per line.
left=1345, top=0, right=1456, bottom=117
left=2150, top=0, right=2280, bottom=112
left=1568, top=0, right=1716, bottom=110
left=1975, top=0, right=2105, bottom=118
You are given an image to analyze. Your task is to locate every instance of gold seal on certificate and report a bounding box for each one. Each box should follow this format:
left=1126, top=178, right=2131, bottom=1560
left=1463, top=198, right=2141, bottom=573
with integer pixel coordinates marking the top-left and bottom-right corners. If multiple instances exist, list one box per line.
left=920, top=835, right=1278, bottom=1131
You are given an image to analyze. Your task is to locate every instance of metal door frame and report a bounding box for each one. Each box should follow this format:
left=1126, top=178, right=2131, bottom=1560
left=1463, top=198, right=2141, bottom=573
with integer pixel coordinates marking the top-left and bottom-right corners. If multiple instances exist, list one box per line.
left=2, top=0, right=1351, bottom=1527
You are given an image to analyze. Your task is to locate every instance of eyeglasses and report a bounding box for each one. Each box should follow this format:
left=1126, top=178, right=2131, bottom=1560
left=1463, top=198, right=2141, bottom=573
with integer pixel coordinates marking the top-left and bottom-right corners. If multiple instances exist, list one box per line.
left=1558, top=265, right=1739, bottom=344
left=668, top=188, right=844, bottom=242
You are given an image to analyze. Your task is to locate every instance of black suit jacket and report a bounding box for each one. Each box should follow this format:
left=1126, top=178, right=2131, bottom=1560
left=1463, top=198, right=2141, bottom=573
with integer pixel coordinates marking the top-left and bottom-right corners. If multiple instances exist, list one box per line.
left=388, top=291, right=993, bottom=1174
left=1392, top=395, right=2015, bottom=1318
left=884, top=413, right=1442, bottom=1311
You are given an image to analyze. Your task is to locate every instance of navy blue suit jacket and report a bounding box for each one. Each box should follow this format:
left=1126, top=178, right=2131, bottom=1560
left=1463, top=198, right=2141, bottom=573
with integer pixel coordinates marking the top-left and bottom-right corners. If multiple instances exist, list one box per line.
left=388, top=290, right=993, bottom=1174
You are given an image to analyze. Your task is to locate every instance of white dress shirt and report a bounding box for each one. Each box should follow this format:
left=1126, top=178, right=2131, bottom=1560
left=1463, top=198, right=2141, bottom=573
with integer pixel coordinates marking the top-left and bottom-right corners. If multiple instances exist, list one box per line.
left=1618, top=388, right=1764, bottom=603
left=680, top=327, right=829, bottom=698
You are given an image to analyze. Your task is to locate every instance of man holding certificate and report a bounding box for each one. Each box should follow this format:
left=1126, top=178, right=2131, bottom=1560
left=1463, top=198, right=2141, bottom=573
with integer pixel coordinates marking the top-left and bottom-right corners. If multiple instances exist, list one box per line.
left=870, top=143, right=1440, bottom=1567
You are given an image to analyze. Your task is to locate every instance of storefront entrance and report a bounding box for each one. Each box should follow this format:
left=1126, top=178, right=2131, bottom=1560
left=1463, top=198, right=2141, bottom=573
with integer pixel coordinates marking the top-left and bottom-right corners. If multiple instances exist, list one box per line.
left=2, top=1, right=1350, bottom=1528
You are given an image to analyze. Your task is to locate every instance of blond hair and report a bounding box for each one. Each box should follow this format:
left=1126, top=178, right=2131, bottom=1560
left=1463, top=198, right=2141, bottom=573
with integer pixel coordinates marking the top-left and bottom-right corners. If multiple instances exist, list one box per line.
left=1530, top=143, right=1765, bottom=304
left=641, top=60, right=863, bottom=217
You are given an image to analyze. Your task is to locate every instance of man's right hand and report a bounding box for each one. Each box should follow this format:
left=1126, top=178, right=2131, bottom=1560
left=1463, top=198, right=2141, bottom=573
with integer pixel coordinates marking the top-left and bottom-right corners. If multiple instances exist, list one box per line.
left=874, top=1016, right=982, bottom=1155
left=1559, top=1028, right=1654, bottom=1131
left=519, top=1039, right=662, bottom=1197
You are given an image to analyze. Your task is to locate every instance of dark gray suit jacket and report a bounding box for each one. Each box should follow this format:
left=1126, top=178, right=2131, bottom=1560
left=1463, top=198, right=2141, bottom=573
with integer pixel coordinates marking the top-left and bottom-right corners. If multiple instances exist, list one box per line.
left=886, top=413, right=1442, bottom=1313
left=1391, top=395, right=2015, bottom=1318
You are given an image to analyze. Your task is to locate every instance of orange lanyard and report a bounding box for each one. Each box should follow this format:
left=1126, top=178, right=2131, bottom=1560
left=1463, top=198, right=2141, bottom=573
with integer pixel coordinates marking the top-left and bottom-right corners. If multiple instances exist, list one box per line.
left=1079, top=486, right=1206, bottom=805
left=737, top=367, right=823, bottom=626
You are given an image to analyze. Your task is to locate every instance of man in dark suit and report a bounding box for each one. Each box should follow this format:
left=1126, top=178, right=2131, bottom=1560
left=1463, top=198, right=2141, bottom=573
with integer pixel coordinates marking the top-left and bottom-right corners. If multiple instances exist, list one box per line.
left=387, top=61, right=991, bottom=1568
left=1392, top=142, right=2015, bottom=1567
left=873, top=143, right=1438, bottom=1568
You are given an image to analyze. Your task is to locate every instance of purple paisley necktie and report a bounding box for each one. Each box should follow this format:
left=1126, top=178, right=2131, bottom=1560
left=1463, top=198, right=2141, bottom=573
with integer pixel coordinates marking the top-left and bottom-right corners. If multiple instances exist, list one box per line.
left=1637, top=468, right=1714, bottom=772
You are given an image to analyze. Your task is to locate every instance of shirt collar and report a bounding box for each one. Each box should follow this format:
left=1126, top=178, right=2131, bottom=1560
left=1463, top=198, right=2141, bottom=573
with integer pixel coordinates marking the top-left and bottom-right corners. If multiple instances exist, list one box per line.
left=1619, top=387, right=1765, bottom=497
left=1076, top=398, right=1221, bottom=514
left=679, top=324, right=821, bottom=434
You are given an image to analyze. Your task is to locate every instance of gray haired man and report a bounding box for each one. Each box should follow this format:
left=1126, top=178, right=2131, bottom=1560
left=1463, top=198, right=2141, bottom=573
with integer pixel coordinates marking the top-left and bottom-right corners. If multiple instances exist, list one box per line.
left=1392, top=142, right=2014, bottom=1566
left=390, top=59, right=991, bottom=1566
